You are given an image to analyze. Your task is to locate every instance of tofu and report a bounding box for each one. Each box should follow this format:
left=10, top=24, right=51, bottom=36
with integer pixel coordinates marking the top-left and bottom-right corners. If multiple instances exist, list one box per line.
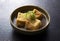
left=25, top=19, right=42, bottom=30
left=33, top=19, right=41, bottom=28
left=16, top=9, right=42, bottom=30
left=16, top=18, right=26, bottom=27
left=16, top=12, right=26, bottom=27
left=17, top=12, right=22, bottom=18
left=33, top=9, right=43, bottom=19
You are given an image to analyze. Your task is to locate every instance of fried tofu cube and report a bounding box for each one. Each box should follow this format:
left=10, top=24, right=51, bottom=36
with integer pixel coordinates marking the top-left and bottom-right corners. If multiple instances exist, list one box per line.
left=33, top=19, right=41, bottom=28
left=33, top=9, right=43, bottom=19
left=16, top=18, right=26, bottom=27
left=25, top=19, right=42, bottom=30
left=16, top=12, right=26, bottom=27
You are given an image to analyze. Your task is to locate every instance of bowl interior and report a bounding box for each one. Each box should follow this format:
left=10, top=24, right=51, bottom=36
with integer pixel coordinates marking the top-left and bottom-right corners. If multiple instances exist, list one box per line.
left=10, top=5, right=50, bottom=32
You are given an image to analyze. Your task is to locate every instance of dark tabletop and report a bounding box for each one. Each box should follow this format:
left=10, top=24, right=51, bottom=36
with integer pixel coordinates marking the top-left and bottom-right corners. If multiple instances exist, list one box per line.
left=0, top=0, right=60, bottom=41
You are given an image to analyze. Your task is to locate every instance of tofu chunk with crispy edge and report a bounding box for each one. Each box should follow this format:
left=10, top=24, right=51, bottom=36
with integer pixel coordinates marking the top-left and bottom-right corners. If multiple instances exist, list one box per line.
left=16, top=12, right=26, bottom=27
left=25, top=19, right=42, bottom=30
left=33, top=9, right=43, bottom=19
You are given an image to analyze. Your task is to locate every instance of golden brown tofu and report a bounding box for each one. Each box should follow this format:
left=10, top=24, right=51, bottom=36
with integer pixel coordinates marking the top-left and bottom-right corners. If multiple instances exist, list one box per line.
left=25, top=19, right=42, bottom=30
left=16, top=9, right=43, bottom=30
left=16, top=18, right=26, bottom=27
left=25, top=21, right=34, bottom=30
left=17, top=12, right=22, bottom=18
left=16, top=12, right=27, bottom=27
left=33, top=9, right=43, bottom=19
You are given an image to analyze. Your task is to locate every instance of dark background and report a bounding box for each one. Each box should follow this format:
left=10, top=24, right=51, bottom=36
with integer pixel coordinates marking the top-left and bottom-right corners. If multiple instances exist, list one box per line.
left=0, top=0, right=60, bottom=41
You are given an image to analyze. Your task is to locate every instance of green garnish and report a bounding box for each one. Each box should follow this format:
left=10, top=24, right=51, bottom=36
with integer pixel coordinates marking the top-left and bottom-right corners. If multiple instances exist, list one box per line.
left=20, top=11, right=35, bottom=21
left=26, top=11, right=35, bottom=20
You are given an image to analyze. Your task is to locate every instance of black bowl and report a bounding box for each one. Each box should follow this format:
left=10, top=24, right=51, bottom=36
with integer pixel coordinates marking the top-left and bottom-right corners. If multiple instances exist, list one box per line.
left=10, top=5, right=50, bottom=35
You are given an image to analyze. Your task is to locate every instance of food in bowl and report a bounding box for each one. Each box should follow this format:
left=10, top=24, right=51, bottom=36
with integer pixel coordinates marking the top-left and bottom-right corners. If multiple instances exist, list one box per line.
left=10, top=5, right=50, bottom=35
left=16, top=9, right=43, bottom=30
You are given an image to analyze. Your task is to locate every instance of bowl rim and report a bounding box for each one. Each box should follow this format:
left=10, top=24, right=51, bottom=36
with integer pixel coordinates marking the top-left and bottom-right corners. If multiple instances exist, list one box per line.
left=10, top=5, right=50, bottom=32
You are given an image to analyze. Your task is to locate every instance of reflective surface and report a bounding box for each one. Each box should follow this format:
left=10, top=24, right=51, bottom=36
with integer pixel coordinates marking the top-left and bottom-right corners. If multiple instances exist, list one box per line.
left=0, top=0, right=60, bottom=41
